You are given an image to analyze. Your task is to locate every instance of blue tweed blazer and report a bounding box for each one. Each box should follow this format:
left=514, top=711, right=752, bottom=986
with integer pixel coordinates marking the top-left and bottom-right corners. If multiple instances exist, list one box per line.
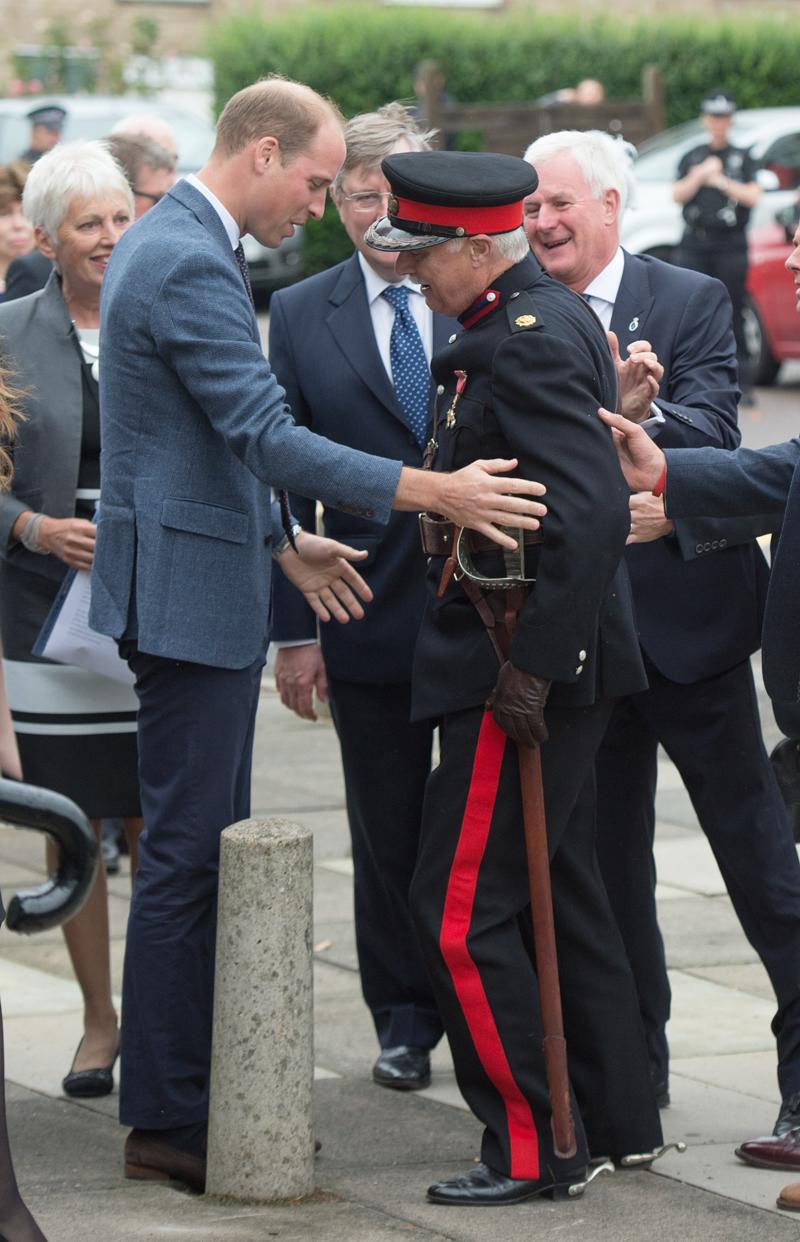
left=91, top=180, right=402, bottom=668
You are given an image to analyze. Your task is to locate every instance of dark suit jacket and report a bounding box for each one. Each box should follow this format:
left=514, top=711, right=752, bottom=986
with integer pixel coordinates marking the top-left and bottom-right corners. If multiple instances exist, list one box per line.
left=269, top=253, right=458, bottom=683
left=4, top=251, right=52, bottom=302
left=611, top=252, right=769, bottom=685
left=665, top=440, right=800, bottom=707
left=413, top=254, right=646, bottom=720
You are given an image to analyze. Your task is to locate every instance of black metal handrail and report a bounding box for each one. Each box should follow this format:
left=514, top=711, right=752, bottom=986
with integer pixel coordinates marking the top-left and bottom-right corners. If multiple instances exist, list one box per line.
left=0, top=778, right=97, bottom=933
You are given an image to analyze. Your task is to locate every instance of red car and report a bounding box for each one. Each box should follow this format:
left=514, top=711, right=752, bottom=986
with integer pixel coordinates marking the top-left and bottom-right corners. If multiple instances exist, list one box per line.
left=746, top=199, right=800, bottom=384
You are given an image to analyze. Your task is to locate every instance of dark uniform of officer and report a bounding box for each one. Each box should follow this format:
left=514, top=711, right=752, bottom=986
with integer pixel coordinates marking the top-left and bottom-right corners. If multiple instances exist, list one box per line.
left=20, top=104, right=66, bottom=164
left=367, top=152, right=664, bottom=1207
left=674, top=92, right=760, bottom=400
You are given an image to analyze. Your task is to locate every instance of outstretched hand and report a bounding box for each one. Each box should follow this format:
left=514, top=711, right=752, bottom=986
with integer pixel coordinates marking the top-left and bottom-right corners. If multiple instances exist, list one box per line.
left=598, top=408, right=666, bottom=494
left=277, top=531, right=373, bottom=623
left=437, top=458, right=547, bottom=551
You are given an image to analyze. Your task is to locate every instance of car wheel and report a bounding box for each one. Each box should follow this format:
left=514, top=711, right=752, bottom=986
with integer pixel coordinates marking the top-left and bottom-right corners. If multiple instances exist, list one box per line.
left=743, top=295, right=781, bottom=386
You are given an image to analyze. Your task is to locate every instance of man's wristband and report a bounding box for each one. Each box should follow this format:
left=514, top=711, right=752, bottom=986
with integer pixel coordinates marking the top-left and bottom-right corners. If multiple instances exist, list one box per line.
left=274, top=522, right=303, bottom=558
left=652, top=462, right=667, bottom=499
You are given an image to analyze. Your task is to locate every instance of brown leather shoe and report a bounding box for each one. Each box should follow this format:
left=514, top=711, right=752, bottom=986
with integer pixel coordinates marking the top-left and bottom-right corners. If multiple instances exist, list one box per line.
left=124, top=1128, right=206, bottom=1193
left=735, top=1128, right=800, bottom=1172
left=778, top=1182, right=800, bottom=1211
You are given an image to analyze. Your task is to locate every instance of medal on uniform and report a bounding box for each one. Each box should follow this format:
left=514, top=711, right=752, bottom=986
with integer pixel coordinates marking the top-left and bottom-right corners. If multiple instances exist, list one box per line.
left=446, top=370, right=468, bottom=429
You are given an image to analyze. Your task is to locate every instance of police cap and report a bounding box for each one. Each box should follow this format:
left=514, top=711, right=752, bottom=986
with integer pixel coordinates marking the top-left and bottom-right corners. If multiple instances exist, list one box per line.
left=26, top=104, right=67, bottom=132
left=365, top=151, right=538, bottom=252
left=701, top=91, right=736, bottom=116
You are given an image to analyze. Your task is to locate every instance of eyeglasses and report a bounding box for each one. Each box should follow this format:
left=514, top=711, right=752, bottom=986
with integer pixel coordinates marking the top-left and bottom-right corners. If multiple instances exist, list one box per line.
left=133, top=189, right=164, bottom=205
left=336, top=190, right=391, bottom=214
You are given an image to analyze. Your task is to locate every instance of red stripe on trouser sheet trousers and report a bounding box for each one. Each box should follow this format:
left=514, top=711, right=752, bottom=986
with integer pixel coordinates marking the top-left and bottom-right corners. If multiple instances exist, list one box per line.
left=439, top=709, right=540, bottom=1179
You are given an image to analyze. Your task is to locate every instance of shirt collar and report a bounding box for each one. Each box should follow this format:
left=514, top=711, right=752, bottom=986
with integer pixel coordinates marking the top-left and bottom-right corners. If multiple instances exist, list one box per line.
left=186, top=173, right=240, bottom=250
left=582, top=246, right=624, bottom=307
left=357, top=250, right=423, bottom=305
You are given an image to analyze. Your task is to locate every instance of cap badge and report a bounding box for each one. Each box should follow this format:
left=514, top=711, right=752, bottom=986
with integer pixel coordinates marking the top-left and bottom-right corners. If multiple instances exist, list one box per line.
left=387, top=195, right=399, bottom=216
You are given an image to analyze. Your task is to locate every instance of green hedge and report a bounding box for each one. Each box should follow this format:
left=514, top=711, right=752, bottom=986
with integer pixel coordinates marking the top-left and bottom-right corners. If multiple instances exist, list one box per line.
left=208, top=7, right=800, bottom=273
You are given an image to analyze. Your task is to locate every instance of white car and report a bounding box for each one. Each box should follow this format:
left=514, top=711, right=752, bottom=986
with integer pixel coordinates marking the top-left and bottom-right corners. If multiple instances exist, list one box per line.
left=620, top=107, right=800, bottom=261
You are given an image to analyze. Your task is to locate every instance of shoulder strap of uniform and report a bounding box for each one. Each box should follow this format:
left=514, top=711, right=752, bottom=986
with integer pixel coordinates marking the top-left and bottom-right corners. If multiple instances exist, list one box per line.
left=506, top=290, right=544, bottom=333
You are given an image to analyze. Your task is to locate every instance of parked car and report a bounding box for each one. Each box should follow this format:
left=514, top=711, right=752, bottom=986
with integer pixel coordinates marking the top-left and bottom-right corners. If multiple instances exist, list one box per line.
left=621, top=108, right=800, bottom=263
left=0, top=95, right=303, bottom=294
left=745, top=197, right=800, bottom=384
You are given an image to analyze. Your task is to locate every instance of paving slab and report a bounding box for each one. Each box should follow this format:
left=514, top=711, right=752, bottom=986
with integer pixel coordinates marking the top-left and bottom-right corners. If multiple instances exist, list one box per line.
left=672, top=1050, right=781, bottom=1103
left=666, top=969, right=775, bottom=1058
left=654, top=835, right=728, bottom=896
left=658, top=895, right=760, bottom=968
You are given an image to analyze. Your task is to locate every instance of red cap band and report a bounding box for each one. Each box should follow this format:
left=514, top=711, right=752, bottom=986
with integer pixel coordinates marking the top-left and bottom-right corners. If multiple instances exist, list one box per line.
left=392, top=195, right=523, bottom=234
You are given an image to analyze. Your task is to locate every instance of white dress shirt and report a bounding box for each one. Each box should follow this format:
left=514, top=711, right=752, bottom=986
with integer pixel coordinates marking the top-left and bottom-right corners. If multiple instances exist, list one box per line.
left=582, top=247, right=664, bottom=433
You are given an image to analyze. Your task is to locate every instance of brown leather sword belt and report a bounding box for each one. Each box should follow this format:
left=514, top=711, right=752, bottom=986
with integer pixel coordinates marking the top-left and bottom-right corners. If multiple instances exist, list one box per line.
left=418, top=514, right=544, bottom=557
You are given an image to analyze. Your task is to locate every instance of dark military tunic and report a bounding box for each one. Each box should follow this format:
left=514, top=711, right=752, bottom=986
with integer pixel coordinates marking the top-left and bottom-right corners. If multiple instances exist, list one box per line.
left=408, top=253, right=662, bottom=1181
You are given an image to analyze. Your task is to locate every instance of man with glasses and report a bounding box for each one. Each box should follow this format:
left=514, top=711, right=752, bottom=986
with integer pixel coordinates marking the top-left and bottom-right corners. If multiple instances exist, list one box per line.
left=106, top=134, right=177, bottom=219
left=269, top=102, right=456, bottom=1091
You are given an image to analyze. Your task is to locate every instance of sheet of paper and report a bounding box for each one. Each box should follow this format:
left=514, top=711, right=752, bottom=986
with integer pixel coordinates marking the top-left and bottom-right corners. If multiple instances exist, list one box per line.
left=35, top=569, right=135, bottom=687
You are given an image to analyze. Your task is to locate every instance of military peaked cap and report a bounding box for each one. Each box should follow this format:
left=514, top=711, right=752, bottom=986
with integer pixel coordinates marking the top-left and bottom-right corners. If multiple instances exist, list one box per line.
left=366, top=151, right=538, bottom=251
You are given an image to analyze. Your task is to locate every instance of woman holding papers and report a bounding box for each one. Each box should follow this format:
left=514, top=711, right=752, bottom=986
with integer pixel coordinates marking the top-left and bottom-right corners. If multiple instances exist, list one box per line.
left=0, top=142, right=142, bottom=1102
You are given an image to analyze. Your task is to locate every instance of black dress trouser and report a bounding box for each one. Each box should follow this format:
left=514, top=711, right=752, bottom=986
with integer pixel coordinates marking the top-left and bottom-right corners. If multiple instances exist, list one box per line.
left=410, top=700, right=662, bottom=1180
left=327, top=678, right=443, bottom=1051
left=596, top=656, right=800, bottom=1097
left=678, top=237, right=751, bottom=388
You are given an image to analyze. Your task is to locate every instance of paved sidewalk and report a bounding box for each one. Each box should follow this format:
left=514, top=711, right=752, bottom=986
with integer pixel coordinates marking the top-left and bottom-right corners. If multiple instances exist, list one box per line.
left=1, top=655, right=799, bottom=1241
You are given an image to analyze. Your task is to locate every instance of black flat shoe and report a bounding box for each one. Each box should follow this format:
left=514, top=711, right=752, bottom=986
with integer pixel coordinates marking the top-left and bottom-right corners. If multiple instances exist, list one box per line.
left=62, top=1035, right=119, bottom=1098
left=426, top=1161, right=587, bottom=1205
left=373, top=1045, right=430, bottom=1091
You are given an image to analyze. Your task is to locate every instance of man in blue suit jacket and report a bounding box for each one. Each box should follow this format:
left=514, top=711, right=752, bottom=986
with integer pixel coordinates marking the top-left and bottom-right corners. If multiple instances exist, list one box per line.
left=524, top=129, right=800, bottom=1132
left=92, top=78, right=547, bottom=1190
left=270, top=104, right=458, bottom=1092
left=599, top=216, right=800, bottom=1178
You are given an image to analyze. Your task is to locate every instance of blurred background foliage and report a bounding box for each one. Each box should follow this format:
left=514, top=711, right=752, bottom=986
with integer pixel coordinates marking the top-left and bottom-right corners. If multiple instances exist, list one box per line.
left=208, top=6, right=800, bottom=271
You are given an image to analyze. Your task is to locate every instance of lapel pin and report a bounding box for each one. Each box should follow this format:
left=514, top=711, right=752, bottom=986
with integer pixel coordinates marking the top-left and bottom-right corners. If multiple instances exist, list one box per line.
left=628, top=316, right=639, bottom=332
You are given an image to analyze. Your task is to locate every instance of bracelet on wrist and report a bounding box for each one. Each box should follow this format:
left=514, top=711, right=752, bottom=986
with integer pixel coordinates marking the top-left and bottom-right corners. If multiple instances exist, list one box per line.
left=652, top=463, right=667, bottom=499
left=18, top=512, right=48, bottom=554
left=273, top=522, right=303, bottom=558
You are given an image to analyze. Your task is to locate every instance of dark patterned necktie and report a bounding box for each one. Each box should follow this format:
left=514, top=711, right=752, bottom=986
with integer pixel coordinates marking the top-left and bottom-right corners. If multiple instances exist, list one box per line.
left=381, top=284, right=429, bottom=447
left=234, top=241, right=297, bottom=551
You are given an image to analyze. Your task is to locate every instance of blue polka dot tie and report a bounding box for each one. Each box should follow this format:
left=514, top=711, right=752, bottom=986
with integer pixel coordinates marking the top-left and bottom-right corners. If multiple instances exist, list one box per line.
left=381, top=284, right=429, bottom=447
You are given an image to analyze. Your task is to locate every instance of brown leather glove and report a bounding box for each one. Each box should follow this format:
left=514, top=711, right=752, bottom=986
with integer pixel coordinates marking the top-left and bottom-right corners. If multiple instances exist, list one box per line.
left=487, top=662, right=551, bottom=748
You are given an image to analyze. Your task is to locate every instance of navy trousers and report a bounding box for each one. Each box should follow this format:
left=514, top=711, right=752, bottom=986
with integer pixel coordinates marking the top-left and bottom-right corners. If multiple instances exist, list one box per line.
left=596, top=656, right=800, bottom=1097
left=328, top=678, right=442, bottom=1051
left=118, top=644, right=265, bottom=1129
left=411, top=701, right=661, bottom=1178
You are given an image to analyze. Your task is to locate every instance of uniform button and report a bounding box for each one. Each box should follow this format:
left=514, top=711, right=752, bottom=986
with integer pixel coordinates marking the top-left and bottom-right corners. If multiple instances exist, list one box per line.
left=720, top=538, right=727, bottom=547
left=449, top=333, right=457, bottom=344
left=486, top=291, right=496, bottom=302
left=436, top=384, right=445, bottom=395
left=703, top=542, right=711, bottom=552
left=510, top=291, right=520, bottom=299
left=579, top=649, right=587, bottom=661
left=695, top=544, right=703, bottom=554
left=711, top=540, right=719, bottom=550
left=575, top=664, right=583, bottom=675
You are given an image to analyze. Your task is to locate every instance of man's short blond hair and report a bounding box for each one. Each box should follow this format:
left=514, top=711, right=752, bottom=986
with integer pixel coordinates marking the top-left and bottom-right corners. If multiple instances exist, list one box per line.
left=214, top=75, right=343, bottom=161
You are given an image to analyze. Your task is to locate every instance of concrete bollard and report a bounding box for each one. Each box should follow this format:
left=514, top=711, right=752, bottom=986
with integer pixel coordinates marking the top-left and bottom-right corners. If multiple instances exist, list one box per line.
left=206, top=817, right=314, bottom=1201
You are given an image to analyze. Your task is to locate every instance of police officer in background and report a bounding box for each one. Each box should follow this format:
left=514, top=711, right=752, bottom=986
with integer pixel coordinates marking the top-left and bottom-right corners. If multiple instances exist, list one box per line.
left=366, top=150, right=663, bottom=1206
left=673, top=92, right=762, bottom=404
left=19, top=105, right=66, bottom=164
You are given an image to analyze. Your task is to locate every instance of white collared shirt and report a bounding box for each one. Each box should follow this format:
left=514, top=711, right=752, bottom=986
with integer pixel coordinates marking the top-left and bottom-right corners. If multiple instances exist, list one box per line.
left=357, top=251, right=434, bottom=378
left=581, top=246, right=625, bottom=331
left=186, top=173, right=240, bottom=249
